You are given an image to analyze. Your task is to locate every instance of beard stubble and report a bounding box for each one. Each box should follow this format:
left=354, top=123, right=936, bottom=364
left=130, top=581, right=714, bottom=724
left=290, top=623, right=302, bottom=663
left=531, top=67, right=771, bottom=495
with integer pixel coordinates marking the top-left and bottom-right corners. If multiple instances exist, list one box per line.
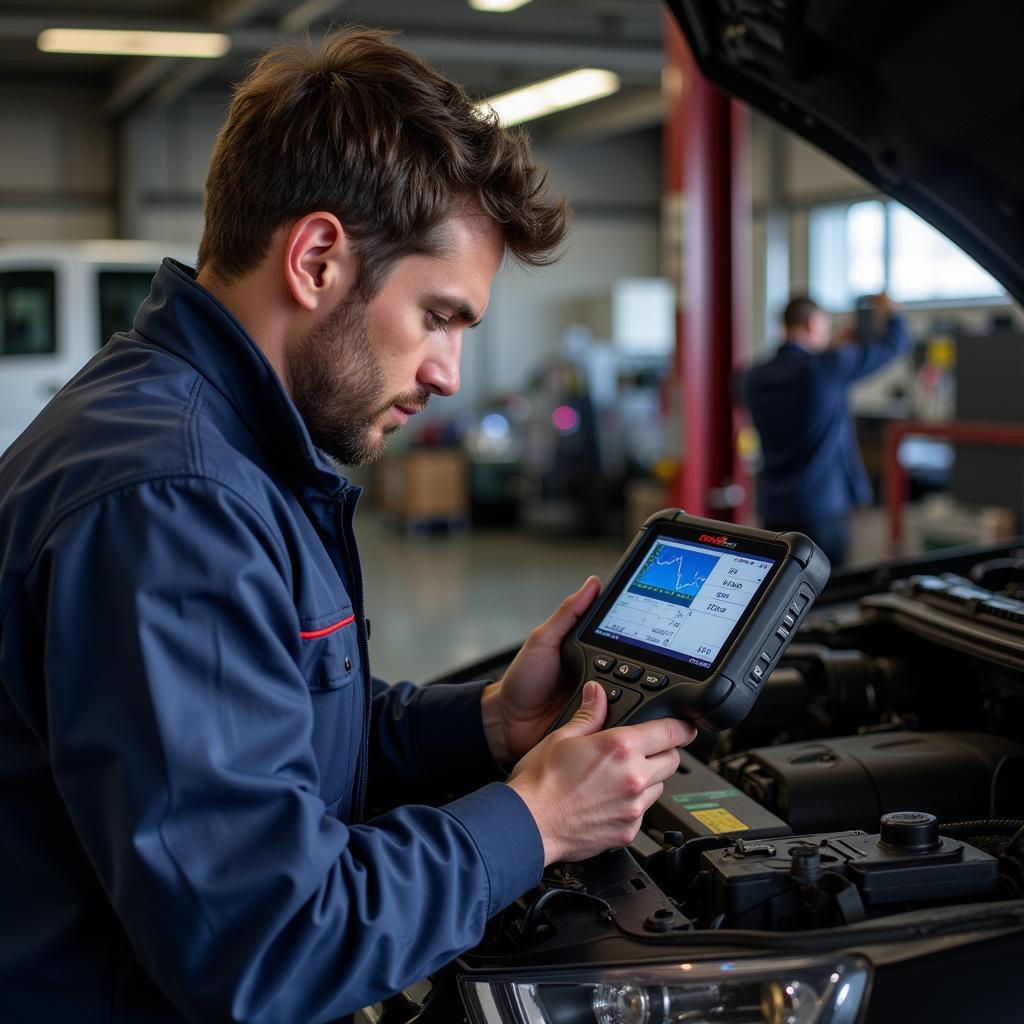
left=286, top=290, right=428, bottom=466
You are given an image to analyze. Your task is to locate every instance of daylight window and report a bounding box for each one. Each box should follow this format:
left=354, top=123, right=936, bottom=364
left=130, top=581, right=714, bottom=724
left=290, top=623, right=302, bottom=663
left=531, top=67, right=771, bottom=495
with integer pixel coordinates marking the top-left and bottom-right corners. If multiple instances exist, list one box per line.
left=808, top=199, right=1004, bottom=309
left=847, top=201, right=887, bottom=298
left=808, top=200, right=884, bottom=311
left=888, top=205, right=1003, bottom=302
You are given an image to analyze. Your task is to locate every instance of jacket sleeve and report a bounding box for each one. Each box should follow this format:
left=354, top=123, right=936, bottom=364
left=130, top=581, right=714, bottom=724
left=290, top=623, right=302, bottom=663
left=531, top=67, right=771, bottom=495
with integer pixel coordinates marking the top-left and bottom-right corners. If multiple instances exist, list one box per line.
left=367, top=678, right=506, bottom=809
left=35, top=476, right=543, bottom=1023
left=821, top=313, right=911, bottom=383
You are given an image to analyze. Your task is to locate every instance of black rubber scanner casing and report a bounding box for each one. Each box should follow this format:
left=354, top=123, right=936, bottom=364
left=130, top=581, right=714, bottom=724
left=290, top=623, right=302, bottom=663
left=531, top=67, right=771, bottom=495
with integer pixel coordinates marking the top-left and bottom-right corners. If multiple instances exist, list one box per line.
left=550, top=509, right=831, bottom=732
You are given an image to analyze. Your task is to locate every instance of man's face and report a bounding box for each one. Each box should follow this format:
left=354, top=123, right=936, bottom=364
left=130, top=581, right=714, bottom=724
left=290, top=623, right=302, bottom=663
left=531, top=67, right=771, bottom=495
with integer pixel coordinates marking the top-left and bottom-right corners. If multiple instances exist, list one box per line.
left=287, top=213, right=503, bottom=465
left=807, top=309, right=832, bottom=351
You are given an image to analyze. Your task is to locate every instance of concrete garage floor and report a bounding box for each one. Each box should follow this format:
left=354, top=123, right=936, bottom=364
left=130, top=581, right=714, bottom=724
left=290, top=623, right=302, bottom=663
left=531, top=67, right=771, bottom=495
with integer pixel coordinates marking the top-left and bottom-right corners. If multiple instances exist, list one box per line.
left=356, top=506, right=915, bottom=685
left=358, top=515, right=623, bottom=684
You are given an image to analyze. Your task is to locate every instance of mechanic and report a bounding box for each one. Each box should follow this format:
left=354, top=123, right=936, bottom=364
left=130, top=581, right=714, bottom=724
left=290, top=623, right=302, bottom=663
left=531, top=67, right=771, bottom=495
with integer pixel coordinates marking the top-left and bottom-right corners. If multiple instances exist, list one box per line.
left=0, top=30, right=695, bottom=1024
left=740, top=293, right=910, bottom=566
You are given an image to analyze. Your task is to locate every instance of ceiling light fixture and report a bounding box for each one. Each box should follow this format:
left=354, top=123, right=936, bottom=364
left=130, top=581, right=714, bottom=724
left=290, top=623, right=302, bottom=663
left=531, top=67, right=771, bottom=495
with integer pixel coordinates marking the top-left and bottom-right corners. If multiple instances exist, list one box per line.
left=468, top=0, right=535, bottom=11
left=478, top=68, right=621, bottom=127
left=37, top=28, right=230, bottom=59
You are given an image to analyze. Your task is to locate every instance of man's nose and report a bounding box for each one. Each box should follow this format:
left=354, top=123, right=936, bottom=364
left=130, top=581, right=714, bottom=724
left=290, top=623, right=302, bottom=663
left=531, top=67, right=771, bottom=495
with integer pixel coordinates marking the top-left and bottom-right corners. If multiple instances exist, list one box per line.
left=418, top=333, right=461, bottom=397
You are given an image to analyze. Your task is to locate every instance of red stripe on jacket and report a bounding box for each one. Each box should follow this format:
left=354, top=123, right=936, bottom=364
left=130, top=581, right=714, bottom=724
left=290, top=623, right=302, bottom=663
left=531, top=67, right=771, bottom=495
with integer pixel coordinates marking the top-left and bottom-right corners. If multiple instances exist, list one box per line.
left=299, top=614, right=355, bottom=639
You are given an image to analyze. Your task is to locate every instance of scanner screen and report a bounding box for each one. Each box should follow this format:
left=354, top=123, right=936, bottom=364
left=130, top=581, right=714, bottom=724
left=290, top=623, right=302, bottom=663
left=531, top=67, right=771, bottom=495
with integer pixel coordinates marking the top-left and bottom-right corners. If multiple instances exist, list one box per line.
left=593, top=536, right=775, bottom=670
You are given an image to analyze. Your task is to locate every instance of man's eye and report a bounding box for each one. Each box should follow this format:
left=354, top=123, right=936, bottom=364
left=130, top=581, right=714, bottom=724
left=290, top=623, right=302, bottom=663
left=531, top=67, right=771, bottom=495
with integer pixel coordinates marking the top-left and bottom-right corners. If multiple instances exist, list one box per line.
left=426, top=311, right=449, bottom=332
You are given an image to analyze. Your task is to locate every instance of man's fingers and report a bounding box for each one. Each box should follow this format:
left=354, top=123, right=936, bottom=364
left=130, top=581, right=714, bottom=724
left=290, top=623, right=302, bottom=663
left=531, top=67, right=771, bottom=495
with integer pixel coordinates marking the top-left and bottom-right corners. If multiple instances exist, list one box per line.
left=567, top=575, right=601, bottom=613
left=642, top=747, right=682, bottom=785
left=532, top=576, right=601, bottom=648
left=612, top=717, right=696, bottom=757
left=557, top=680, right=607, bottom=737
left=642, top=780, right=666, bottom=811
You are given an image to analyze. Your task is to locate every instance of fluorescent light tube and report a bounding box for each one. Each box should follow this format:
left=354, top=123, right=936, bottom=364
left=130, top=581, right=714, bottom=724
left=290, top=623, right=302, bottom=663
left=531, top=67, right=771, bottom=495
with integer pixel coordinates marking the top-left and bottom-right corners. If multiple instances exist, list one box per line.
left=37, top=28, right=230, bottom=59
left=468, top=0, right=535, bottom=11
left=479, top=68, right=621, bottom=127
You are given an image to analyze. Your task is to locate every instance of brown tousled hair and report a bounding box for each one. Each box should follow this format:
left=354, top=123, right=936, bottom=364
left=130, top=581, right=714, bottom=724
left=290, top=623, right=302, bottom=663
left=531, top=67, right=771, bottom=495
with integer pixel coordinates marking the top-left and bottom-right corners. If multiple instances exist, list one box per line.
left=782, top=295, right=822, bottom=330
left=197, top=28, right=570, bottom=290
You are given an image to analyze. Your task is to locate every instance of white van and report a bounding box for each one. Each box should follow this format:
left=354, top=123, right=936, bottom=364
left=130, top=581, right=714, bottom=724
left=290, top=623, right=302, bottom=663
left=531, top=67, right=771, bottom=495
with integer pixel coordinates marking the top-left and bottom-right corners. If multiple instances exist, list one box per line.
left=0, top=239, right=195, bottom=455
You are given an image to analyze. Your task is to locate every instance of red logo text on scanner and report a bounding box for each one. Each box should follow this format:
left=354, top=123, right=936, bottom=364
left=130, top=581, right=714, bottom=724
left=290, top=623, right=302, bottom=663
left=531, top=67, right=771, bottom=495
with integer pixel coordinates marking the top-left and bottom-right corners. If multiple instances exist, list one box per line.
left=699, top=533, right=738, bottom=549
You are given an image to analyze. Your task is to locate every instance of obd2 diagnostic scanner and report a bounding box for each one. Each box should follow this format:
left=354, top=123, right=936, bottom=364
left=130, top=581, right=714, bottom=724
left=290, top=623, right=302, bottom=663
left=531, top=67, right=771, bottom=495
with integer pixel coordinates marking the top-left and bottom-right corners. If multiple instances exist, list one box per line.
left=549, top=510, right=831, bottom=732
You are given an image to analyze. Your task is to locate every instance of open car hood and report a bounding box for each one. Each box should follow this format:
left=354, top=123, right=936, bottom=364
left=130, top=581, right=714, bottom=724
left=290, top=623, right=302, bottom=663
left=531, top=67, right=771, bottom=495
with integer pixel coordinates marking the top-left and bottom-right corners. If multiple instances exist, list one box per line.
left=666, top=0, right=1024, bottom=306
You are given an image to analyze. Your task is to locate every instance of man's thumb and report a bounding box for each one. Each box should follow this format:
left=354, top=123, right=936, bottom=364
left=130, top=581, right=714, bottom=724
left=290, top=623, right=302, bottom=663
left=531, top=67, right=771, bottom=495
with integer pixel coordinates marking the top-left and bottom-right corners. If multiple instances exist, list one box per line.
left=562, top=681, right=607, bottom=735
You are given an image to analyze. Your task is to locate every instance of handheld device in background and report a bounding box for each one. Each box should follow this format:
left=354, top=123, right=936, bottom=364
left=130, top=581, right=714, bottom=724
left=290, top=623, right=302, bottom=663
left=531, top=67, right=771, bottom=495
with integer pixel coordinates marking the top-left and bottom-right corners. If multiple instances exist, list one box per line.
left=855, top=294, right=878, bottom=343
left=549, top=510, right=830, bottom=732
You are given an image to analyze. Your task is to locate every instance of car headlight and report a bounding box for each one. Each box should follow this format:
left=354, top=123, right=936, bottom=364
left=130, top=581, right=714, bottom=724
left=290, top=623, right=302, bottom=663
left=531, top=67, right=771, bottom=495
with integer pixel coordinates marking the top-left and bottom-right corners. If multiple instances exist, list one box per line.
left=459, top=955, right=869, bottom=1024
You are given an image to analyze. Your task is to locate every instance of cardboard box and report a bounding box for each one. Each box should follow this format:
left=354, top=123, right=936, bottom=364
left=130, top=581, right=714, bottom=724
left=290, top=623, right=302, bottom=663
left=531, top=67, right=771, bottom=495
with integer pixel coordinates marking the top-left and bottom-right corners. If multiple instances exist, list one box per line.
left=376, top=449, right=468, bottom=525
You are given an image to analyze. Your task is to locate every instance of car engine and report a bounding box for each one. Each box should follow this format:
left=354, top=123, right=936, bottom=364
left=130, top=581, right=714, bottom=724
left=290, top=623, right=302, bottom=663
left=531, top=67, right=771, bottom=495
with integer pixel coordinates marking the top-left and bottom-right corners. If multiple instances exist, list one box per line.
left=365, top=544, right=1024, bottom=1023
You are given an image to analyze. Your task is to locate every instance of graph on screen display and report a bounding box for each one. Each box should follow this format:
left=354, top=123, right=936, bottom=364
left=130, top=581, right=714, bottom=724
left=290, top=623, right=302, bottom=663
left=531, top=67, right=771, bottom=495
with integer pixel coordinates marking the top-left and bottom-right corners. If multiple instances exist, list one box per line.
left=628, top=543, right=720, bottom=608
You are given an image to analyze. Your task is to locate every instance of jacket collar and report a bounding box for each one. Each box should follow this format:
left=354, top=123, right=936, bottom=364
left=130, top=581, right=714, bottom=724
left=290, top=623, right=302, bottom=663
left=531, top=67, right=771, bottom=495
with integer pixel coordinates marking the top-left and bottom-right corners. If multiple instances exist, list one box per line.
left=134, top=259, right=351, bottom=497
left=777, top=339, right=811, bottom=357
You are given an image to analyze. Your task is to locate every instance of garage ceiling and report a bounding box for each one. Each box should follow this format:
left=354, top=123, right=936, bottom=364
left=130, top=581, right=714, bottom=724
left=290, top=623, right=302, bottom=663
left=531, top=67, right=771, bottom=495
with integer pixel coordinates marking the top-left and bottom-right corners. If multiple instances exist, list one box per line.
left=0, top=0, right=665, bottom=136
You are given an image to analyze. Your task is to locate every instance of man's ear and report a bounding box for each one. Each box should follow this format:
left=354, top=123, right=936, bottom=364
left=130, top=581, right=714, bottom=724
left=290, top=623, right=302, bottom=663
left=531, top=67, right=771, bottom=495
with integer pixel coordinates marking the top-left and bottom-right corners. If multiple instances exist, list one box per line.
left=282, top=212, right=358, bottom=312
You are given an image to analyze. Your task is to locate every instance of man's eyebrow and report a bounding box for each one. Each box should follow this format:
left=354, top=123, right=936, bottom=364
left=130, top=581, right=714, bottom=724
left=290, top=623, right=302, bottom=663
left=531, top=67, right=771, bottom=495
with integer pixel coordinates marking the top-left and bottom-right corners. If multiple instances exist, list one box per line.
left=429, top=294, right=482, bottom=329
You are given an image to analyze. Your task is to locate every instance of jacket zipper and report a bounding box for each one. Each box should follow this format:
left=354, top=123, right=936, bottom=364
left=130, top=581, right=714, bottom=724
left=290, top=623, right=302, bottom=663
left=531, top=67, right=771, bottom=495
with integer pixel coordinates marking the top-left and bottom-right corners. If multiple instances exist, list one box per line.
left=338, top=488, right=371, bottom=821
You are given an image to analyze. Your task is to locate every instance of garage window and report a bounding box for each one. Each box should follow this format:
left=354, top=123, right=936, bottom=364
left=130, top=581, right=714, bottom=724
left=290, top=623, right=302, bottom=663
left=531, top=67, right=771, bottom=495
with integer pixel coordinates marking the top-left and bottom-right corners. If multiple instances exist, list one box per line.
left=888, top=205, right=1004, bottom=303
left=809, top=199, right=1004, bottom=309
left=807, top=199, right=885, bottom=311
left=0, top=271, right=56, bottom=357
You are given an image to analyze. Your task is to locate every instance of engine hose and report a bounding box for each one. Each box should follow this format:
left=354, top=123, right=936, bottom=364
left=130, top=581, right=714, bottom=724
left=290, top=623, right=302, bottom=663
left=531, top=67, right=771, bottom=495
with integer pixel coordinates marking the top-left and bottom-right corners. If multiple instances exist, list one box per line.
left=940, top=820, right=1024, bottom=898
left=938, top=819, right=1024, bottom=837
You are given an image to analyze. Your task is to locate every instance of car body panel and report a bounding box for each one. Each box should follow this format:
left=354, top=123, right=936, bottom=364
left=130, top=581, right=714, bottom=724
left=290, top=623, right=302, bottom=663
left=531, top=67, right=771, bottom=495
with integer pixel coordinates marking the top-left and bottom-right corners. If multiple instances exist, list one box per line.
left=665, top=0, right=1024, bottom=306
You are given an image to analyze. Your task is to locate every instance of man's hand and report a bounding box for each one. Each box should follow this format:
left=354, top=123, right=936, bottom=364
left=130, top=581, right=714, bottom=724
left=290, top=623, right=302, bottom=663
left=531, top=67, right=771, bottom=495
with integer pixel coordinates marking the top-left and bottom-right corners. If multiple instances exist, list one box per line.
left=870, top=291, right=898, bottom=321
left=481, top=576, right=601, bottom=764
left=507, top=681, right=697, bottom=864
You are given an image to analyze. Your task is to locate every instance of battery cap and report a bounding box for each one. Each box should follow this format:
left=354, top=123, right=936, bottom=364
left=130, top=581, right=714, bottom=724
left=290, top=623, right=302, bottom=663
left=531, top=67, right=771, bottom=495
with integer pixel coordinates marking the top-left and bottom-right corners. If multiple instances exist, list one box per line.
left=879, top=811, right=940, bottom=853
left=788, top=845, right=823, bottom=885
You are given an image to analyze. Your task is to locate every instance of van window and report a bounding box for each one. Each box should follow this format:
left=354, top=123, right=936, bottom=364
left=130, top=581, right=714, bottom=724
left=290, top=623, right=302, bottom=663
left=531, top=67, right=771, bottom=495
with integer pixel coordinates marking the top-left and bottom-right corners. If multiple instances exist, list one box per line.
left=98, top=271, right=157, bottom=347
left=0, top=271, right=56, bottom=357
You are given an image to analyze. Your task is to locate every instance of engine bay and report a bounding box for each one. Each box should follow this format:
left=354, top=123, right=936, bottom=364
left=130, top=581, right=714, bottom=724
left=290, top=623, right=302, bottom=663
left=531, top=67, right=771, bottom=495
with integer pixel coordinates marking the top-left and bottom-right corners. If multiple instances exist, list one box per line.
left=472, top=547, right=1024, bottom=962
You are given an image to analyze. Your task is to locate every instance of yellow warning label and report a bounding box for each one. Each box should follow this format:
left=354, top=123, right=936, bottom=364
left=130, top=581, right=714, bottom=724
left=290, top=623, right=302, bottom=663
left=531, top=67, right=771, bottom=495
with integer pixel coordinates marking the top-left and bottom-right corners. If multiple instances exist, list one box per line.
left=692, top=808, right=749, bottom=834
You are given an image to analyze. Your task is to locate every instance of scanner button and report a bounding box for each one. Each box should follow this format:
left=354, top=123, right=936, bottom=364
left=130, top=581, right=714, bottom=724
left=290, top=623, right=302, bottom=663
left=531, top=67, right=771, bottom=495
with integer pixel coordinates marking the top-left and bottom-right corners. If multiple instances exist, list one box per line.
left=642, top=672, right=668, bottom=690
left=604, top=684, right=623, bottom=703
left=593, top=655, right=617, bottom=674
left=776, top=625, right=790, bottom=641
left=613, top=662, right=643, bottom=682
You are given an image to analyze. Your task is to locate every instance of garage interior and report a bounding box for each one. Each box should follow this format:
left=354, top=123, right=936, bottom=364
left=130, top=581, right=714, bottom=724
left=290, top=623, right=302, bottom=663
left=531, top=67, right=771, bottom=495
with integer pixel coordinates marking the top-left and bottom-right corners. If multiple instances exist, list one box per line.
left=3, top=0, right=1021, bottom=681
left=4, top=2, right=1024, bottom=1021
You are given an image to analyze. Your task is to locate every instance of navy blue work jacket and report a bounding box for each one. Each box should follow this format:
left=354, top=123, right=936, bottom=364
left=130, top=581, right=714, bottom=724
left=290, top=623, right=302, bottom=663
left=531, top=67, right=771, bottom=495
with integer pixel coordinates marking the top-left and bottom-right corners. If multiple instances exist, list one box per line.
left=0, top=260, right=543, bottom=1023
left=740, top=315, right=910, bottom=523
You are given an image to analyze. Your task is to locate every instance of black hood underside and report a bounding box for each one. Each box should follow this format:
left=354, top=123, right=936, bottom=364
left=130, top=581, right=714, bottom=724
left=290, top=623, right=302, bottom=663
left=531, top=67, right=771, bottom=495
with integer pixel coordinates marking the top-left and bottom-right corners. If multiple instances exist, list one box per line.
left=666, top=0, right=1024, bottom=306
